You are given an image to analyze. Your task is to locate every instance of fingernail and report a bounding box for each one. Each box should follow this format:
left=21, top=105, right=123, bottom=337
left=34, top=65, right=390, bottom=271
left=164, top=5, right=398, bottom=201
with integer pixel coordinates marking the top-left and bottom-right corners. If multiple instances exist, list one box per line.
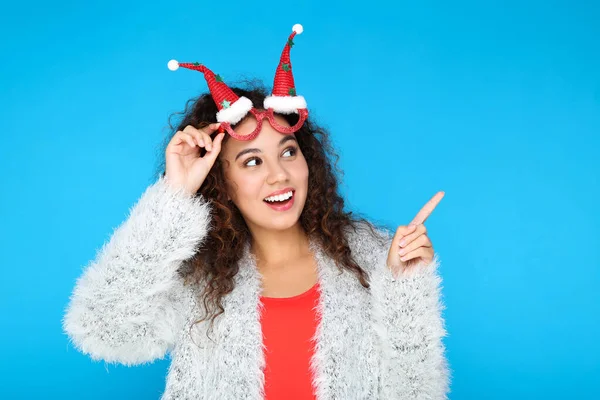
left=400, top=256, right=407, bottom=261
left=399, top=239, right=406, bottom=247
left=399, top=248, right=406, bottom=256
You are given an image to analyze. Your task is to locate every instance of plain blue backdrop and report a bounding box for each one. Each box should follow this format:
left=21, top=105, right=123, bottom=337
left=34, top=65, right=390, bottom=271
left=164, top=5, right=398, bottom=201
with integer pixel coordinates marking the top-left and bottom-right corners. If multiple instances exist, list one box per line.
left=1, top=0, right=598, bottom=399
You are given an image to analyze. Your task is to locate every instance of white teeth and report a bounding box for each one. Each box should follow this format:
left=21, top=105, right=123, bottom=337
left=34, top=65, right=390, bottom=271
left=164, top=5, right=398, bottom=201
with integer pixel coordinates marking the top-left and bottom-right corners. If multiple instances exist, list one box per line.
left=264, top=191, right=293, bottom=202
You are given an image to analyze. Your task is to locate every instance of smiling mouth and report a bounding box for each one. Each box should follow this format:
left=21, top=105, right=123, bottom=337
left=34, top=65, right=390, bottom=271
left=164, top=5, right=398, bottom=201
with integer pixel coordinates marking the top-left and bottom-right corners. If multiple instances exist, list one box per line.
left=263, top=191, right=295, bottom=210
left=263, top=190, right=295, bottom=203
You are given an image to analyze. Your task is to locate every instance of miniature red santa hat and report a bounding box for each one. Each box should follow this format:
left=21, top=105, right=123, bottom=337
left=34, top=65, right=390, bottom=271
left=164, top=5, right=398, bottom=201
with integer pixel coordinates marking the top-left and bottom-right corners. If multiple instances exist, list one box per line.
left=166, top=61, right=252, bottom=125
left=263, top=24, right=307, bottom=114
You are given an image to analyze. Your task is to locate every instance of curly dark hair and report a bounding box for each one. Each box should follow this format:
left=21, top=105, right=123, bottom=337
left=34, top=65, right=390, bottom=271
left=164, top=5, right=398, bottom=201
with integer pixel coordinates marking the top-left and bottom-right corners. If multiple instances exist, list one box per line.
left=154, top=80, right=382, bottom=338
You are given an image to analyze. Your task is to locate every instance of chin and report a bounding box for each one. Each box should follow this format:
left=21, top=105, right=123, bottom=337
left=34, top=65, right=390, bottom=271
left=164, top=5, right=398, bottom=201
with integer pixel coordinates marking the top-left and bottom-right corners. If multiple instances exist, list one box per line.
left=247, top=196, right=306, bottom=232
left=265, top=217, right=301, bottom=232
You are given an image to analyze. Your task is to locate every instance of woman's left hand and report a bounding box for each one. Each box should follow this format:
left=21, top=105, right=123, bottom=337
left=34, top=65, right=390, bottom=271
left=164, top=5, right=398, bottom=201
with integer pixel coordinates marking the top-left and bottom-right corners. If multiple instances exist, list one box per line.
left=386, top=191, right=445, bottom=277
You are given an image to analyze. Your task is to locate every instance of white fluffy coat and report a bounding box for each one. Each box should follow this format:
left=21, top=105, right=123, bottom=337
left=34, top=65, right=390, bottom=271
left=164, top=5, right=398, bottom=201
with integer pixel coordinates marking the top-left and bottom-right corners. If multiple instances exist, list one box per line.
left=63, top=175, right=451, bottom=399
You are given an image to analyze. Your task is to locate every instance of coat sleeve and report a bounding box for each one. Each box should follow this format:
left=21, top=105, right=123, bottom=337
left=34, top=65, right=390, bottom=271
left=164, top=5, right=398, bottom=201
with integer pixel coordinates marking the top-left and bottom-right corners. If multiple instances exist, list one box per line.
left=62, top=175, right=212, bottom=366
left=346, top=221, right=451, bottom=399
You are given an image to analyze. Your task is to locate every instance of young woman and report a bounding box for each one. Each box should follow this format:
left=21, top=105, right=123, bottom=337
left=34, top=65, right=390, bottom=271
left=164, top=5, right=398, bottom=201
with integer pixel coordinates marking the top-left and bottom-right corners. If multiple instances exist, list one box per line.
left=63, top=25, right=450, bottom=399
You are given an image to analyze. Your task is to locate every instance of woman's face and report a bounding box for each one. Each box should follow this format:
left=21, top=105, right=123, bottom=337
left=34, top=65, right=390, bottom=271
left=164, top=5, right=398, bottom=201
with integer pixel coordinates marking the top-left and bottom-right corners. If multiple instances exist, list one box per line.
left=220, top=114, right=309, bottom=233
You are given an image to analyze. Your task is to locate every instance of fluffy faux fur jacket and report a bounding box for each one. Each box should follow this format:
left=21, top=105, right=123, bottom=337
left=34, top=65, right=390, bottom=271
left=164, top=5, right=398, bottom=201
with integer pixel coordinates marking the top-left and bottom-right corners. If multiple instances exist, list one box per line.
left=63, top=175, right=451, bottom=399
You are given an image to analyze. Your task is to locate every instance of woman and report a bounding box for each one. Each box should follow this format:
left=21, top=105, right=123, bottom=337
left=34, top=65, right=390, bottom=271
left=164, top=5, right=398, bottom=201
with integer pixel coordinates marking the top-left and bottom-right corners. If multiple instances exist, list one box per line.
left=63, top=25, right=450, bottom=399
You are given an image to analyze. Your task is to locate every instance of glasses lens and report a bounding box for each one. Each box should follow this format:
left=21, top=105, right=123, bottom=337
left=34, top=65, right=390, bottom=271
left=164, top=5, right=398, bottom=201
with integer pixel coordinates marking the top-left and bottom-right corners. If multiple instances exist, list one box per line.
left=268, top=109, right=307, bottom=133
left=226, top=112, right=262, bottom=141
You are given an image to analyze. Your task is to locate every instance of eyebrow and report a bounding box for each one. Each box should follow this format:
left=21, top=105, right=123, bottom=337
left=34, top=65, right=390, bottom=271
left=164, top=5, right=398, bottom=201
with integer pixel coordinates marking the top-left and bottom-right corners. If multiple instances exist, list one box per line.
left=234, top=135, right=298, bottom=161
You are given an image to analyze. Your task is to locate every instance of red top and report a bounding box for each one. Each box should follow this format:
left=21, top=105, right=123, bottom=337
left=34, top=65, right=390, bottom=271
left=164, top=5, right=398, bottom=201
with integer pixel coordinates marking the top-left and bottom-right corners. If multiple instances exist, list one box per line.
left=260, top=282, right=321, bottom=400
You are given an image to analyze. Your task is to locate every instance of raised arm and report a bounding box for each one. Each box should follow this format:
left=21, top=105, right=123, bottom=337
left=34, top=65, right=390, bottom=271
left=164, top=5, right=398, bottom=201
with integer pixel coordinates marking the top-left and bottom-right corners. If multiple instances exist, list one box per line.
left=346, top=221, right=451, bottom=399
left=62, top=175, right=211, bottom=366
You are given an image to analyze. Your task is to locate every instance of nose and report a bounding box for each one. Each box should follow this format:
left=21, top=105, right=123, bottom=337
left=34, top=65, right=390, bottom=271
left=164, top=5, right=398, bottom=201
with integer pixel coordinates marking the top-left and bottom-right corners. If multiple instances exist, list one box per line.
left=265, top=159, right=290, bottom=185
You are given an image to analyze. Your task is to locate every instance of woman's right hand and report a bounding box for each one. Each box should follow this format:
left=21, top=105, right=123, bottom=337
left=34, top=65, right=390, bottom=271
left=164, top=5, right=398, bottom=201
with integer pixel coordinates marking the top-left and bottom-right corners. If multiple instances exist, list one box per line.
left=165, top=123, right=225, bottom=195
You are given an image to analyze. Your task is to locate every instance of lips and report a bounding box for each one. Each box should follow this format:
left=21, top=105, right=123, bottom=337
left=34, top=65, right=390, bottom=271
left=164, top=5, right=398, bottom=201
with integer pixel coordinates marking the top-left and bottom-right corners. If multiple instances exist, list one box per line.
left=263, top=191, right=295, bottom=211
left=264, top=187, right=294, bottom=198
left=263, top=189, right=294, bottom=203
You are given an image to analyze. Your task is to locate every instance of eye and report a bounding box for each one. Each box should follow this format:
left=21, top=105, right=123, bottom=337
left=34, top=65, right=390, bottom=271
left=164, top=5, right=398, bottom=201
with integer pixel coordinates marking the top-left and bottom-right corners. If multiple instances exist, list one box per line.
left=243, top=146, right=298, bottom=168
left=244, top=157, right=261, bottom=167
left=282, top=146, right=298, bottom=157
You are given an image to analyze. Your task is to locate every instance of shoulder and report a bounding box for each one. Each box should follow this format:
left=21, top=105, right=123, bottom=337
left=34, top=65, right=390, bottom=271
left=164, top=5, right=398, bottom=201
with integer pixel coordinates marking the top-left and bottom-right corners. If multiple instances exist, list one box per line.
left=344, top=219, right=394, bottom=249
left=344, top=219, right=394, bottom=271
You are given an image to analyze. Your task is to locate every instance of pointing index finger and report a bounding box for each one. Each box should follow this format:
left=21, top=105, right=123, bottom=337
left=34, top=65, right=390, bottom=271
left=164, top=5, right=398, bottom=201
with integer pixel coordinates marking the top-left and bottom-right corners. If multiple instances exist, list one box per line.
left=409, top=191, right=445, bottom=226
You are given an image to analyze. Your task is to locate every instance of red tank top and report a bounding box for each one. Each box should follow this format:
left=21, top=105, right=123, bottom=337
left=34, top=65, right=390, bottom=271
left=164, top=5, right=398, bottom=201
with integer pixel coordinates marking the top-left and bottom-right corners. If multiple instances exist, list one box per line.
left=259, top=282, right=321, bottom=400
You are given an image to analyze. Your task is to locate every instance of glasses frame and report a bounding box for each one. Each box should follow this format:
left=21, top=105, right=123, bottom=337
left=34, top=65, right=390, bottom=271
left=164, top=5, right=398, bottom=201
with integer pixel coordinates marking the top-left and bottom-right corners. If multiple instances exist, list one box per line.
left=218, top=107, right=309, bottom=141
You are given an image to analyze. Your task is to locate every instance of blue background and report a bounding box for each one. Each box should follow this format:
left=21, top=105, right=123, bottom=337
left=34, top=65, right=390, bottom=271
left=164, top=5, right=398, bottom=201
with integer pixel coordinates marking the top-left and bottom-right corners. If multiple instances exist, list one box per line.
left=1, top=0, right=598, bottom=399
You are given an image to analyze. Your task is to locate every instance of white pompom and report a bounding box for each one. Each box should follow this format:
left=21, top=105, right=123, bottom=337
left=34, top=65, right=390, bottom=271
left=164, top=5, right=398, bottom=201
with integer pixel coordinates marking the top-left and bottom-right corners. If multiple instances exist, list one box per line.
left=292, top=24, right=303, bottom=34
left=167, top=59, right=179, bottom=71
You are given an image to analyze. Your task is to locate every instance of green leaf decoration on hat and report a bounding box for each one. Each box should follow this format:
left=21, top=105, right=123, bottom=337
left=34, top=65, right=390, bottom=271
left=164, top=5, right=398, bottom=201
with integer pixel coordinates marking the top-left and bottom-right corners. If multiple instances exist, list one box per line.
left=221, top=100, right=231, bottom=109
left=282, top=63, right=291, bottom=72
left=288, top=88, right=296, bottom=96
left=215, top=74, right=224, bottom=82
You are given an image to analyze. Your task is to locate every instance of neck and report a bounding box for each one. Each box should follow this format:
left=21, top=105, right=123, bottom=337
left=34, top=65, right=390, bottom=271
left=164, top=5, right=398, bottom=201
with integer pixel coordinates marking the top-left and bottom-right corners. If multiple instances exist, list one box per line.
left=249, top=221, right=310, bottom=269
